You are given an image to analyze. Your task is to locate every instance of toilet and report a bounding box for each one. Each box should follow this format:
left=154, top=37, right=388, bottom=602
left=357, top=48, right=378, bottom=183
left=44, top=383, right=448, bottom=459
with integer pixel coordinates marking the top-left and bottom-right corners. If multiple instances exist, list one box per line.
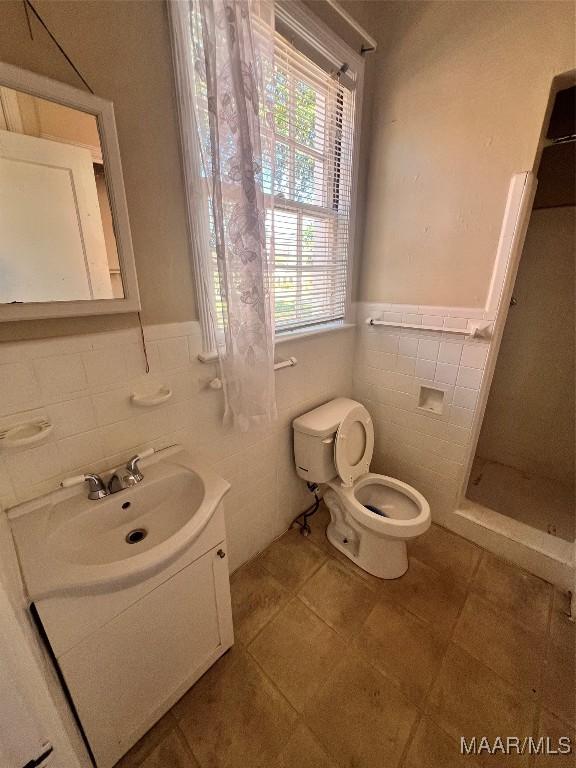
left=293, top=397, right=431, bottom=579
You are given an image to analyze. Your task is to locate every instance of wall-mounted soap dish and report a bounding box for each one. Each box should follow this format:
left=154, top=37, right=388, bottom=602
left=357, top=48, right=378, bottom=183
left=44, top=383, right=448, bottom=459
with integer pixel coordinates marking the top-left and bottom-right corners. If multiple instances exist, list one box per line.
left=0, top=418, right=53, bottom=450
left=130, top=386, right=172, bottom=408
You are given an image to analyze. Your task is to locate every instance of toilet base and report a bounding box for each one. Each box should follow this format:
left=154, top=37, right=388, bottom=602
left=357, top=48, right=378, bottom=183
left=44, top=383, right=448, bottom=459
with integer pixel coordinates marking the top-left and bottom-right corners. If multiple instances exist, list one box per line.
left=324, top=491, right=409, bottom=579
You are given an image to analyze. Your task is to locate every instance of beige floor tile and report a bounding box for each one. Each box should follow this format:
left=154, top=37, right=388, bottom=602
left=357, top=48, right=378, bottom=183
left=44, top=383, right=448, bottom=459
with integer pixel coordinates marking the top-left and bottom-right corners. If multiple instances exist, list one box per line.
left=115, top=512, right=565, bottom=768
left=427, top=644, right=536, bottom=768
left=138, top=730, right=199, bottom=768
left=471, top=553, right=552, bottom=633
left=270, top=722, right=336, bottom=768
left=404, top=715, right=482, bottom=768
left=550, top=589, right=575, bottom=651
left=453, top=593, right=545, bottom=696
left=409, top=523, right=481, bottom=586
left=356, top=598, right=448, bottom=705
left=534, top=709, right=576, bottom=767
left=230, top=559, right=290, bottom=644
left=173, top=646, right=297, bottom=768
left=542, top=635, right=576, bottom=726
left=248, top=598, right=346, bottom=712
left=259, top=528, right=327, bottom=592
left=378, top=557, right=467, bottom=636
left=303, top=654, right=418, bottom=768
left=298, top=557, right=377, bottom=637
left=114, top=712, right=179, bottom=768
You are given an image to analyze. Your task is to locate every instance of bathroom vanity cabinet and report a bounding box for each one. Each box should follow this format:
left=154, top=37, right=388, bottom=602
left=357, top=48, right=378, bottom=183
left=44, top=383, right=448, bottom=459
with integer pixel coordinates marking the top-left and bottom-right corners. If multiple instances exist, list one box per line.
left=31, top=507, right=233, bottom=768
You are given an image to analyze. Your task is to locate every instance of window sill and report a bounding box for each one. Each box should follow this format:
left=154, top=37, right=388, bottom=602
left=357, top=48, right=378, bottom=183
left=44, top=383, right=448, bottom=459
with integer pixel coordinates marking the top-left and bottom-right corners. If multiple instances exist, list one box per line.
left=197, top=321, right=355, bottom=363
left=275, top=321, right=356, bottom=345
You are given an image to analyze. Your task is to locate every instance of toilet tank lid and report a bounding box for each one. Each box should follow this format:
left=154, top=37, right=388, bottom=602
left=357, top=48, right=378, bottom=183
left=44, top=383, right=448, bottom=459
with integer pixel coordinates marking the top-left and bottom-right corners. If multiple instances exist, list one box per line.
left=292, top=397, right=361, bottom=438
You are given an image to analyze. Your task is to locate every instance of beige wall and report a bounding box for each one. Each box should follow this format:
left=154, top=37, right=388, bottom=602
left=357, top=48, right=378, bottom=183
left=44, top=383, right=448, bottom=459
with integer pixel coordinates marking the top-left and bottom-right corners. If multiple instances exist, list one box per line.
left=2, top=1, right=574, bottom=324
left=477, top=206, right=575, bottom=484
left=0, top=0, right=196, bottom=331
left=357, top=0, right=575, bottom=307
left=0, top=0, right=372, bottom=339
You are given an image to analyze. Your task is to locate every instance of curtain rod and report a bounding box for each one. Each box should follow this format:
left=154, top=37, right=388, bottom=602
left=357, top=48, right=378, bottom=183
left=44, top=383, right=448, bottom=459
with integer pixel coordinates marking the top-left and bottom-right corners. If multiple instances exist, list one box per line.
left=324, top=0, right=377, bottom=54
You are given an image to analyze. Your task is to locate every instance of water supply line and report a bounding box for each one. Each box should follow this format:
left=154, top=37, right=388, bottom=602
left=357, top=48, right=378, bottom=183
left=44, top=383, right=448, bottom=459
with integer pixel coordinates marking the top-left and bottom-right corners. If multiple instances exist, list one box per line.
left=291, top=483, right=321, bottom=536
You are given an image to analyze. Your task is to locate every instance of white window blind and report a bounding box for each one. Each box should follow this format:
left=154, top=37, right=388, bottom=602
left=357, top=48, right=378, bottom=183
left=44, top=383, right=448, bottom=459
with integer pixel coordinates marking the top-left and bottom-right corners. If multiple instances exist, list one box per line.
left=193, top=17, right=358, bottom=339
left=270, top=34, right=356, bottom=333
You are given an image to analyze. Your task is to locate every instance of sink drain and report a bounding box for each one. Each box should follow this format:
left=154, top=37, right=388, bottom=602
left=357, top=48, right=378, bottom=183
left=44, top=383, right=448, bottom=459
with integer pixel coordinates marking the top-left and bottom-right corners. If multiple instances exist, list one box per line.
left=125, top=528, right=147, bottom=544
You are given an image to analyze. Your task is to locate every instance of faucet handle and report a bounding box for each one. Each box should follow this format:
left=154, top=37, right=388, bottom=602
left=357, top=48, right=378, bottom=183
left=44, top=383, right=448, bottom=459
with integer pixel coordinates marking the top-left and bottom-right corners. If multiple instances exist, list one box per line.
left=126, top=448, right=154, bottom=482
left=61, top=473, right=108, bottom=500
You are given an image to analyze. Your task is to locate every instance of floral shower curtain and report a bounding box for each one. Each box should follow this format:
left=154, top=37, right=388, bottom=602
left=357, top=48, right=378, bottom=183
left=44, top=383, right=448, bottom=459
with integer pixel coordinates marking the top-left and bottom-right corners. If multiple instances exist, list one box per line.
left=170, top=0, right=276, bottom=431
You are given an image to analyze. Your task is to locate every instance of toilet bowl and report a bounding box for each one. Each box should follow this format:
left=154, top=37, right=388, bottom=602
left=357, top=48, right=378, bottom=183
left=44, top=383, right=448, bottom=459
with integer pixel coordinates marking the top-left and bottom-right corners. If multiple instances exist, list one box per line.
left=293, top=398, right=431, bottom=579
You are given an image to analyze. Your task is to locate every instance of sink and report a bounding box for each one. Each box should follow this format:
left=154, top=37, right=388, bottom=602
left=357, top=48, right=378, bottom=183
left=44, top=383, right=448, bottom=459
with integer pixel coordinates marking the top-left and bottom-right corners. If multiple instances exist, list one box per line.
left=8, top=446, right=230, bottom=600
left=51, top=468, right=205, bottom=566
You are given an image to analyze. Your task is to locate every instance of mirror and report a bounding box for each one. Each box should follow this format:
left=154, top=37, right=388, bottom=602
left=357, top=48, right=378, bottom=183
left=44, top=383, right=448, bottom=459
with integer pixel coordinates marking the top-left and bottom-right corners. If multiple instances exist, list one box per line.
left=0, top=64, right=140, bottom=321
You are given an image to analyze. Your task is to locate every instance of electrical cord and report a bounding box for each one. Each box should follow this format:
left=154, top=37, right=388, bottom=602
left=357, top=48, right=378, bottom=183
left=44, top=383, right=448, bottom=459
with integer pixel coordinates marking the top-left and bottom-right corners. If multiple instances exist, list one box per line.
left=291, top=483, right=320, bottom=536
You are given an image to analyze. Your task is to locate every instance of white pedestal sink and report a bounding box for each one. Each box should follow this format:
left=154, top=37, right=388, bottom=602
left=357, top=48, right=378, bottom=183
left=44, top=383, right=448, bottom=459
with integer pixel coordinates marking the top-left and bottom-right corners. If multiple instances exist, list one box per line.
left=8, top=446, right=234, bottom=768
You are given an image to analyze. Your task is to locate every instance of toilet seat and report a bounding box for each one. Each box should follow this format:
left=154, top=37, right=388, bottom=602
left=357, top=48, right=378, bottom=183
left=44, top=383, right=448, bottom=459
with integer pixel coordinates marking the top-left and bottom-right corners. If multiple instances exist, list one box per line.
left=334, top=404, right=374, bottom=487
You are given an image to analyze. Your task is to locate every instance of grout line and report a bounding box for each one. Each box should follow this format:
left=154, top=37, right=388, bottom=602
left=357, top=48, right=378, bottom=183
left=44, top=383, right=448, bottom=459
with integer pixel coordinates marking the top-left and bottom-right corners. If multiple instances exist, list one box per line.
left=231, top=584, right=290, bottom=648
left=243, top=641, right=301, bottom=717
left=529, top=584, right=556, bottom=766
left=173, top=718, right=207, bottom=768
left=173, top=720, right=203, bottom=767
left=417, top=554, right=467, bottom=720
left=397, top=711, right=422, bottom=768
left=256, top=528, right=329, bottom=596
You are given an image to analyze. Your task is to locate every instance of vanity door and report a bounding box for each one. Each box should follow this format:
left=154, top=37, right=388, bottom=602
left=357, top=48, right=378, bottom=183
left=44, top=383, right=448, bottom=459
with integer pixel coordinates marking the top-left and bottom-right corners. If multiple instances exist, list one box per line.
left=57, top=543, right=233, bottom=768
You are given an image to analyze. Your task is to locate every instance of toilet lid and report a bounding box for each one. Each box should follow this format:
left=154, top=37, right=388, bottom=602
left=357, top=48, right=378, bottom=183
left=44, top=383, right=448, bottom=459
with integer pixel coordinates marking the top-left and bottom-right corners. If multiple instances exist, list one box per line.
left=334, top=404, right=374, bottom=487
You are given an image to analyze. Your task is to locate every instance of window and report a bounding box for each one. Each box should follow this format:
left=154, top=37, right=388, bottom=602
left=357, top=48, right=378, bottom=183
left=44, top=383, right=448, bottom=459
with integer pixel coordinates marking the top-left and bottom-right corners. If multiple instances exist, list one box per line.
left=187, top=2, right=362, bottom=346
left=269, top=35, right=356, bottom=333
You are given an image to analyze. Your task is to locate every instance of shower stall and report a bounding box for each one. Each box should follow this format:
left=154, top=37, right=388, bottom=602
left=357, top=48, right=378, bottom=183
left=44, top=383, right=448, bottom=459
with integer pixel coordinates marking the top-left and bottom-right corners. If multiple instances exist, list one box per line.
left=466, top=82, right=575, bottom=547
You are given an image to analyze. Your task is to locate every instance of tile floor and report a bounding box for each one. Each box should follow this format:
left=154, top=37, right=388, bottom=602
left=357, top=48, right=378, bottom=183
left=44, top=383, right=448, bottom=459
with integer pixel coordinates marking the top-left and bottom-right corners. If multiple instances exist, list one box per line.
left=117, top=505, right=575, bottom=768
left=467, top=457, right=575, bottom=542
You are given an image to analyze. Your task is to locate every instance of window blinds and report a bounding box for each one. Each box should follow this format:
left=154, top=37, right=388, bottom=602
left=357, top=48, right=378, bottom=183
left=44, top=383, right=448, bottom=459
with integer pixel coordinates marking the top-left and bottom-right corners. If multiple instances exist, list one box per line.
left=270, top=33, right=356, bottom=333
left=198, top=21, right=357, bottom=337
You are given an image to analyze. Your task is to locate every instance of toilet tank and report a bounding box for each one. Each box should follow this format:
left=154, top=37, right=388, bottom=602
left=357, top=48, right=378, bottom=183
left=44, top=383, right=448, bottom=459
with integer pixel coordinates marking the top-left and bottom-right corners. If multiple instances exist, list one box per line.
left=292, top=398, right=358, bottom=484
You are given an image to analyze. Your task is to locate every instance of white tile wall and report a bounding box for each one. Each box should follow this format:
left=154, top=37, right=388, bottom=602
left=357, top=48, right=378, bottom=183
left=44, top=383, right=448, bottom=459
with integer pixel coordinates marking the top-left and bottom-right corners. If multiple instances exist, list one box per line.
left=453, top=387, right=479, bottom=411
left=418, top=339, right=440, bottom=361
left=435, top=363, right=458, bottom=386
left=456, top=366, right=483, bottom=390
left=415, top=359, right=436, bottom=380
left=0, top=322, right=355, bottom=572
left=354, top=302, right=492, bottom=524
left=438, top=342, right=462, bottom=365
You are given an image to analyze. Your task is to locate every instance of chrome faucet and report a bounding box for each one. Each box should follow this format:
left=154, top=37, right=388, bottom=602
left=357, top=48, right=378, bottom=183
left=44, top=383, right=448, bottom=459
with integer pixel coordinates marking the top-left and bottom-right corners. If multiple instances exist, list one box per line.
left=61, top=473, right=108, bottom=500
left=108, top=449, right=154, bottom=494
left=61, top=449, right=155, bottom=499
